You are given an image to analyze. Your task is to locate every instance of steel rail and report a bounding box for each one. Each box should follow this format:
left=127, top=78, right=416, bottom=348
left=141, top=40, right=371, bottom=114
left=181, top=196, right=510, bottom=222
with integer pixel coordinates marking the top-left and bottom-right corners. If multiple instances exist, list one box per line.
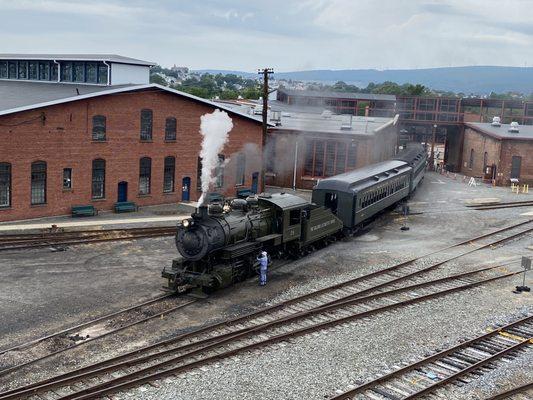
left=0, top=221, right=528, bottom=397
left=50, top=272, right=521, bottom=400
left=330, top=315, right=533, bottom=399
left=0, top=264, right=507, bottom=399
left=0, top=299, right=197, bottom=379
left=0, top=293, right=175, bottom=355
left=485, top=382, right=533, bottom=400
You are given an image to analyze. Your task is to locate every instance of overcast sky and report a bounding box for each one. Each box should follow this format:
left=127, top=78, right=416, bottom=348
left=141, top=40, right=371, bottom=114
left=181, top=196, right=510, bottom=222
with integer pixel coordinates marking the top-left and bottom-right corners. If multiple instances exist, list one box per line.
left=1, top=0, right=532, bottom=72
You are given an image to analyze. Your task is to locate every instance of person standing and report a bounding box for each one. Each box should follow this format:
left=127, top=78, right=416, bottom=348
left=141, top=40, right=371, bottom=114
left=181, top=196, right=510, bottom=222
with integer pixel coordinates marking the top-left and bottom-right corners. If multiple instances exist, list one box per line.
left=257, top=251, right=269, bottom=286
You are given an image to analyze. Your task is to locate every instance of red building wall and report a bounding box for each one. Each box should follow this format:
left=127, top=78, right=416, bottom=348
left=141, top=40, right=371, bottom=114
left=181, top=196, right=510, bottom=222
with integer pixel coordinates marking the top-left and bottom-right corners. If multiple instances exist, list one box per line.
left=0, top=89, right=263, bottom=222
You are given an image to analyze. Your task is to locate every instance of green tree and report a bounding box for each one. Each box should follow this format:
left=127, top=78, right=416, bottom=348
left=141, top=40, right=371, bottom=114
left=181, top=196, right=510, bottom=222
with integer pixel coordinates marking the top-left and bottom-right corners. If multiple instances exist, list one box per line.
left=150, top=74, right=168, bottom=86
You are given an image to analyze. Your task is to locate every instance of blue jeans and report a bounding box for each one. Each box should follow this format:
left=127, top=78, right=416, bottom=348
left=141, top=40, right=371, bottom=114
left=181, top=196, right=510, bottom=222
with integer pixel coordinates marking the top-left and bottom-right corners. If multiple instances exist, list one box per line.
left=259, top=269, right=267, bottom=285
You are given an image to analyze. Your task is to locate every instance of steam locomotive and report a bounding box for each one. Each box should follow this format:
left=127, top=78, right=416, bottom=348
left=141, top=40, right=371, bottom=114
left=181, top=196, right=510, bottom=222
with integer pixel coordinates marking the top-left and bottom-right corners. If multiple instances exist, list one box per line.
left=162, top=144, right=427, bottom=293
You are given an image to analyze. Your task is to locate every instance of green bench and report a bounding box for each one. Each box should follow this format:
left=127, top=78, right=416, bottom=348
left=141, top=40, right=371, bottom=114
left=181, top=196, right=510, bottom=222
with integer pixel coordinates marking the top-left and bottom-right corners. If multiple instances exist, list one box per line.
left=71, top=205, right=98, bottom=217
left=236, top=188, right=253, bottom=199
left=114, top=201, right=138, bottom=213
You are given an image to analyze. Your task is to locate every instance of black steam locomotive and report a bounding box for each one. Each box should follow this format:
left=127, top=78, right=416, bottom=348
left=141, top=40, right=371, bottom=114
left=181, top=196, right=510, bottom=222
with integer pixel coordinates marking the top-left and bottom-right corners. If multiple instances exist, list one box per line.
left=162, top=144, right=427, bottom=293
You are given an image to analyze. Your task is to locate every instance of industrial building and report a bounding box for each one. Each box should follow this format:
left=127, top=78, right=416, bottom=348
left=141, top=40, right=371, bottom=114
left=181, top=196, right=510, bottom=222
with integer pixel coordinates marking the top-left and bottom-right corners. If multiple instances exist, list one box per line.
left=0, top=54, right=265, bottom=222
left=461, top=120, right=533, bottom=185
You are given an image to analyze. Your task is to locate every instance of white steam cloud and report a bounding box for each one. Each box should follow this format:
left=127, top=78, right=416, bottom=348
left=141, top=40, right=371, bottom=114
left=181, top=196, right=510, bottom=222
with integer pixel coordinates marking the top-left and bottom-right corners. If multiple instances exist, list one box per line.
left=198, top=109, right=233, bottom=205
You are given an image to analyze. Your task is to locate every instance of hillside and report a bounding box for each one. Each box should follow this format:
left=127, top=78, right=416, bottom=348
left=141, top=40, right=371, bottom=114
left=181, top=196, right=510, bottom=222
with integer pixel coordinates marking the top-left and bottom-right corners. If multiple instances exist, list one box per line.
left=195, top=66, right=533, bottom=94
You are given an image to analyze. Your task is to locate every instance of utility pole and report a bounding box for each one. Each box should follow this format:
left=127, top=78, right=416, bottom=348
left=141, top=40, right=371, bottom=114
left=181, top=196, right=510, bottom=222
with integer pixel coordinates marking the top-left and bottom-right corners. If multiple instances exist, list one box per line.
left=258, top=67, right=274, bottom=193
left=429, top=124, right=437, bottom=171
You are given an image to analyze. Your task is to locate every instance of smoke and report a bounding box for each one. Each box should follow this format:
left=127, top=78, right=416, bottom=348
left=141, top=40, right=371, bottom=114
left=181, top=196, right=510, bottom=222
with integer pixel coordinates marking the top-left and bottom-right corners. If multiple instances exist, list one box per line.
left=198, top=109, right=233, bottom=205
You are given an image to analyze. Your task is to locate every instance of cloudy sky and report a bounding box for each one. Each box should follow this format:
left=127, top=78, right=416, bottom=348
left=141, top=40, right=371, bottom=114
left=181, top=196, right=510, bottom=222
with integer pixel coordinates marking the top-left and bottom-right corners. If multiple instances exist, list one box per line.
left=1, top=0, right=532, bottom=71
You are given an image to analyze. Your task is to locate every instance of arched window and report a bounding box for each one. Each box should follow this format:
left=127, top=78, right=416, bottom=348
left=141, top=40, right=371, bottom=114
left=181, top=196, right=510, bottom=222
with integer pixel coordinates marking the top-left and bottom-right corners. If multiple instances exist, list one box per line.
left=163, top=156, right=175, bottom=193
left=0, top=162, right=11, bottom=207
left=236, top=153, right=245, bottom=186
left=469, top=149, right=474, bottom=169
left=92, top=159, right=105, bottom=199
left=140, top=109, right=153, bottom=141
left=31, top=161, right=47, bottom=205
left=92, top=115, right=106, bottom=141
left=139, top=157, right=151, bottom=194
left=215, top=154, right=225, bottom=188
left=165, top=117, right=177, bottom=141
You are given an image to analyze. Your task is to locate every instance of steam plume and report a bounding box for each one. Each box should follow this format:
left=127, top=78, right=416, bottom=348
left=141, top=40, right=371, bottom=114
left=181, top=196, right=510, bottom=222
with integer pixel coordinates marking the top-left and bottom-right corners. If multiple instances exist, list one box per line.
left=198, top=109, right=233, bottom=205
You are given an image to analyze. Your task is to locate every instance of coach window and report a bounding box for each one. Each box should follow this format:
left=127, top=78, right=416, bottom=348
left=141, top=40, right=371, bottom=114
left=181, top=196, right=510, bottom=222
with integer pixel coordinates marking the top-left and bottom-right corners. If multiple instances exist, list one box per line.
left=92, top=159, right=105, bottom=199
left=0, top=163, right=11, bottom=208
left=139, top=157, right=151, bottom=195
left=140, top=109, right=153, bottom=141
left=163, top=156, right=175, bottom=193
left=31, top=161, right=47, bottom=205
left=165, top=117, right=177, bottom=141
left=92, top=115, right=106, bottom=141
left=289, top=209, right=300, bottom=226
left=63, top=168, right=72, bottom=190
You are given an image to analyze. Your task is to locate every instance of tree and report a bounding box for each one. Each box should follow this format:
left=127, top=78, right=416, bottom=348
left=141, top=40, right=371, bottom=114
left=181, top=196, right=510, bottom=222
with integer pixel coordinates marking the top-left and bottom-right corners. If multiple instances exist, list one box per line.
left=150, top=74, right=168, bottom=86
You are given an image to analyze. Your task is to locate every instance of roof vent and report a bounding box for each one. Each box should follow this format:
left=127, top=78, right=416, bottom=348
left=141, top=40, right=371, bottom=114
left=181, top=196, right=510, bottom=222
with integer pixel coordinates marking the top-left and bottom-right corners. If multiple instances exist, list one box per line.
left=491, top=116, right=501, bottom=127
left=373, top=175, right=380, bottom=181
left=508, top=121, right=519, bottom=133
left=340, top=115, right=353, bottom=130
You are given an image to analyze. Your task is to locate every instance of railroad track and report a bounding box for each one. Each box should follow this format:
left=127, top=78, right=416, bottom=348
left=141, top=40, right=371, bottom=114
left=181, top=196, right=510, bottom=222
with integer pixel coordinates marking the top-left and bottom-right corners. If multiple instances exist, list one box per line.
left=471, top=200, right=533, bottom=211
left=0, top=220, right=530, bottom=399
left=0, top=226, right=176, bottom=251
left=0, top=265, right=522, bottom=399
left=485, top=382, right=533, bottom=400
left=330, top=315, right=533, bottom=400
left=0, top=294, right=196, bottom=378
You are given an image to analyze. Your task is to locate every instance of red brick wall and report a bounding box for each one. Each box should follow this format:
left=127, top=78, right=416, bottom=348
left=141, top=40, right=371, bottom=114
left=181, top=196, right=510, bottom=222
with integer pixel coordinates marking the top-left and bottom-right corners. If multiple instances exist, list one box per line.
left=461, top=128, right=501, bottom=179
left=461, top=127, right=533, bottom=185
left=0, top=89, right=263, bottom=222
left=500, top=140, right=533, bottom=184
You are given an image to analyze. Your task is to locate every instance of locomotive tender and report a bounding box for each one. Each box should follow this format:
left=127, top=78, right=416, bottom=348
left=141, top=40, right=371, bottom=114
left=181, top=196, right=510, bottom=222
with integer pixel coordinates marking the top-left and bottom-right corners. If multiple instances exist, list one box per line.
left=162, top=144, right=427, bottom=293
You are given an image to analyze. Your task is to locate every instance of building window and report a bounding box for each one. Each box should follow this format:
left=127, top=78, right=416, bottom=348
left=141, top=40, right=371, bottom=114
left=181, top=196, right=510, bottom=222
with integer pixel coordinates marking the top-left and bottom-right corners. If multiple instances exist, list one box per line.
left=313, top=141, right=325, bottom=176
left=163, top=156, right=175, bottom=193
left=140, top=109, right=153, bottom=141
left=215, top=154, right=225, bottom=188
left=0, top=62, right=7, bottom=79
left=31, top=161, right=47, bottom=205
left=325, top=141, right=336, bottom=177
left=92, top=115, right=106, bottom=141
left=165, top=117, right=177, bottom=141
left=60, top=62, right=72, bottom=81
left=97, top=64, right=108, bottom=84
left=347, top=142, right=357, bottom=169
left=139, top=157, right=151, bottom=194
left=511, top=156, right=522, bottom=179
left=8, top=62, right=17, bottom=79
left=86, top=62, right=97, bottom=84
left=51, top=63, right=58, bottom=81
left=18, top=61, right=28, bottom=79
left=63, top=168, right=72, bottom=190
left=92, top=159, right=105, bottom=199
left=197, top=157, right=203, bottom=189
left=39, top=62, right=50, bottom=80
left=29, top=62, right=38, bottom=80
left=336, top=142, right=346, bottom=174
left=236, top=153, right=245, bottom=186
left=73, top=62, right=85, bottom=82
left=469, top=148, right=474, bottom=169
left=0, top=163, right=11, bottom=207
left=483, top=152, right=488, bottom=167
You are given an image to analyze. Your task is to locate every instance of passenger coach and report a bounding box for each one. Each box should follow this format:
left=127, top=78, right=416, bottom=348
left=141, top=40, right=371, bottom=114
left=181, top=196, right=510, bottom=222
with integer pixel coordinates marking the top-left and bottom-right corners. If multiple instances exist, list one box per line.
left=312, top=160, right=412, bottom=232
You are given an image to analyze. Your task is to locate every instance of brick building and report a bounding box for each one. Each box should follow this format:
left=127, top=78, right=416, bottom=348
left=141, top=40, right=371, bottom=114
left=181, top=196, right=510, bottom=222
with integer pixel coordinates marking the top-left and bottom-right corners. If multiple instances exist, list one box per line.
left=0, top=55, right=264, bottom=222
left=461, top=121, right=533, bottom=185
left=263, top=102, right=398, bottom=190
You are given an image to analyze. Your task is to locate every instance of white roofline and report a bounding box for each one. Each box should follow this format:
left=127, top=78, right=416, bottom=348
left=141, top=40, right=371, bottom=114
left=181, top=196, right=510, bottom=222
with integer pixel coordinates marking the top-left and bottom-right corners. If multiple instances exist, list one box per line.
left=0, top=83, right=271, bottom=126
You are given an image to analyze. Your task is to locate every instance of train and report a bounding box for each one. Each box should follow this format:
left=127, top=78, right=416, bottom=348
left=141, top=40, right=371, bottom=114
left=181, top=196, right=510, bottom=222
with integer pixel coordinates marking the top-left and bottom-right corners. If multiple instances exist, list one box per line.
left=162, top=143, right=427, bottom=294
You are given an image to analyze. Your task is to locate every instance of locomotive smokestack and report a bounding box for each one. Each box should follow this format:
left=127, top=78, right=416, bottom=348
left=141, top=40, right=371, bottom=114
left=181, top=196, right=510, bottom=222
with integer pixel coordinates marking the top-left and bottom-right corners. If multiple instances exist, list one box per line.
left=197, top=205, right=209, bottom=219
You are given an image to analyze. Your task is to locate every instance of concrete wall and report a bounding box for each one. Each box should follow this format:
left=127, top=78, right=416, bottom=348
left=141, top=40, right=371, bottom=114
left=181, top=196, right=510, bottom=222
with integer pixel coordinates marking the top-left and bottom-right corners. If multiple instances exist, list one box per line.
left=110, top=63, right=150, bottom=85
left=0, top=90, right=263, bottom=222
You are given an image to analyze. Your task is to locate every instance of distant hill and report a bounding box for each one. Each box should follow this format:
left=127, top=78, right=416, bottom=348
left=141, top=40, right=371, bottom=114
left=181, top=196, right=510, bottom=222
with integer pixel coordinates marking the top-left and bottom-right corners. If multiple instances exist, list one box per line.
left=195, top=66, right=533, bottom=94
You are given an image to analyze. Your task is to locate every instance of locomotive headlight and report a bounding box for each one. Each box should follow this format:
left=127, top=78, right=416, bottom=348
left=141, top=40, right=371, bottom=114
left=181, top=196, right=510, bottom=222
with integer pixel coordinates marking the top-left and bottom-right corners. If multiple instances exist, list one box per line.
left=182, top=219, right=190, bottom=228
